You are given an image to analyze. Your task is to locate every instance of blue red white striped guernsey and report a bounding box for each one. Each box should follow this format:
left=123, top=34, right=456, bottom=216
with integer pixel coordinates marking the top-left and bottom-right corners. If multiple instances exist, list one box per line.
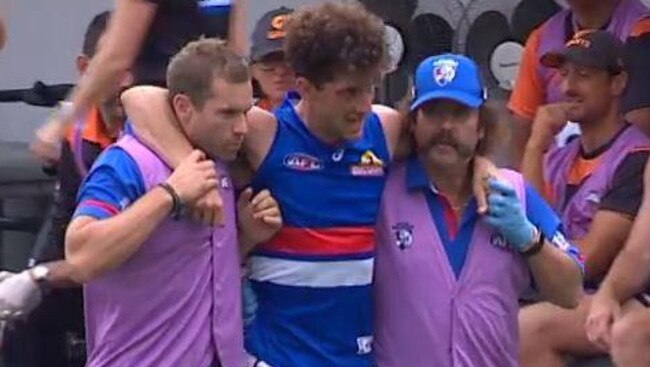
left=247, top=97, right=390, bottom=367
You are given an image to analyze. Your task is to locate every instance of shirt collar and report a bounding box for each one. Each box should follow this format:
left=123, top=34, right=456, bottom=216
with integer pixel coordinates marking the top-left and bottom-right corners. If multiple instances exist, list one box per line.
left=406, top=155, right=431, bottom=191
left=405, top=155, right=476, bottom=200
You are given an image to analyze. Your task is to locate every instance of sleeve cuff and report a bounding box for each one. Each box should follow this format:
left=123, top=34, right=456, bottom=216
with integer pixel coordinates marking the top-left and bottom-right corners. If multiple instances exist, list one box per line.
left=73, top=200, right=120, bottom=220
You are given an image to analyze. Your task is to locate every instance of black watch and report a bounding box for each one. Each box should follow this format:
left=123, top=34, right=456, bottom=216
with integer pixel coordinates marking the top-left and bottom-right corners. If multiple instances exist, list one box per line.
left=521, top=228, right=545, bottom=257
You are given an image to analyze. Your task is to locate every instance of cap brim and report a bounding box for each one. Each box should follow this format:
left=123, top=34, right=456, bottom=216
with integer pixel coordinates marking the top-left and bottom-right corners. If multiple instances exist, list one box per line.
left=251, top=46, right=285, bottom=62
left=410, top=90, right=483, bottom=111
left=541, top=48, right=609, bottom=71
left=540, top=50, right=567, bottom=68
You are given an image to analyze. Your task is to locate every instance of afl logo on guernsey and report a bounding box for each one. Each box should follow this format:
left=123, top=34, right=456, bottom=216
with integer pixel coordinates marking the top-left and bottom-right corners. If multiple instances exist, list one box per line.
left=351, top=150, right=385, bottom=176
left=283, top=153, right=323, bottom=171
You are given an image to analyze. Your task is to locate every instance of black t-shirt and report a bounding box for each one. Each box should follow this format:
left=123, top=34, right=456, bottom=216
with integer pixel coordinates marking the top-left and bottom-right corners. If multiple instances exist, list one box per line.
left=563, top=126, right=648, bottom=218
left=623, top=22, right=650, bottom=113
left=34, top=140, right=103, bottom=264
left=136, top=0, right=230, bottom=85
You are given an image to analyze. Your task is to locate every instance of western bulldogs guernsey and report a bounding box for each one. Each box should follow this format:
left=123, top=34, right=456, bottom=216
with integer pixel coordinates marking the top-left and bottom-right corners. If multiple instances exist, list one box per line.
left=247, top=97, right=390, bottom=367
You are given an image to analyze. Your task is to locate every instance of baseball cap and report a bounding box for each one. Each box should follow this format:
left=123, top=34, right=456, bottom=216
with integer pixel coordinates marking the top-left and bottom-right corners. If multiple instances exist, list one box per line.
left=411, top=54, right=486, bottom=111
left=250, top=7, right=293, bottom=62
left=541, top=30, right=625, bottom=74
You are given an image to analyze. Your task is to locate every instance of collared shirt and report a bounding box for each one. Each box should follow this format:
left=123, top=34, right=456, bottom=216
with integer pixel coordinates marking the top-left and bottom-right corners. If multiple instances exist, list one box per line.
left=405, top=156, right=582, bottom=277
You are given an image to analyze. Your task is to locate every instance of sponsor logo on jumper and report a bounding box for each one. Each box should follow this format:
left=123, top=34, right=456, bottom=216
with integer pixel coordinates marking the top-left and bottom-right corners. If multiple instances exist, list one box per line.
left=351, top=150, right=384, bottom=176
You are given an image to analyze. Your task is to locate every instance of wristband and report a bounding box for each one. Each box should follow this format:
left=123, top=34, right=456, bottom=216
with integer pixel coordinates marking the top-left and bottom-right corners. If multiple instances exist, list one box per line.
left=157, top=182, right=182, bottom=220
left=521, top=227, right=545, bottom=257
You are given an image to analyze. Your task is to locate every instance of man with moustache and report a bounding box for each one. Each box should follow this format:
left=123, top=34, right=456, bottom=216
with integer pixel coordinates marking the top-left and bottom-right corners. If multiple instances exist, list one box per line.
left=373, top=54, right=584, bottom=367
left=519, top=30, right=650, bottom=367
left=119, top=4, right=499, bottom=366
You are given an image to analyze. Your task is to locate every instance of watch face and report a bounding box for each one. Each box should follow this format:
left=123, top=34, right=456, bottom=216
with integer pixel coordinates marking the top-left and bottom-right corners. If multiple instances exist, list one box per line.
left=384, top=24, right=405, bottom=74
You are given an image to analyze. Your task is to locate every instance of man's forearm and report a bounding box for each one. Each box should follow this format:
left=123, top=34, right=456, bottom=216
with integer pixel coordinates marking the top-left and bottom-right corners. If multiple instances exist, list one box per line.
left=124, top=87, right=193, bottom=168
left=522, top=144, right=547, bottom=200
left=68, top=53, right=130, bottom=123
left=601, top=242, right=650, bottom=303
left=528, top=242, right=583, bottom=309
left=37, top=260, right=80, bottom=288
left=510, top=115, right=533, bottom=169
left=65, top=187, right=173, bottom=283
left=238, top=231, right=257, bottom=261
left=228, top=0, right=248, bottom=57
left=67, top=0, right=156, bottom=126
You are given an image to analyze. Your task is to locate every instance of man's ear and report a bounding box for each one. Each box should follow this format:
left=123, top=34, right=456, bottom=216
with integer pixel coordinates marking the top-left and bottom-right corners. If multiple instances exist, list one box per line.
left=172, top=94, right=193, bottom=125
left=295, top=76, right=316, bottom=99
left=409, top=111, right=418, bottom=134
left=611, top=70, right=628, bottom=97
left=76, top=55, right=90, bottom=75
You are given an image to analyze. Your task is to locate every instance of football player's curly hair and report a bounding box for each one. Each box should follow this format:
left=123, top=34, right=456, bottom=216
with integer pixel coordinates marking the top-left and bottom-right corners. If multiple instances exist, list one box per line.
left=284, top=1, right=388, bottom=88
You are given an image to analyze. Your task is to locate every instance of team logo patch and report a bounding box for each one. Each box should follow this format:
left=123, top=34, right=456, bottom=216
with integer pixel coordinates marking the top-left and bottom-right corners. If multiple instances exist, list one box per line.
left=490, top=232, right=509, bottom=250
left=433, top=58, right=459, bottom=86
left=267, top=14, right=290, bottom=40
left=283, top=153, right=323, bottom=171
left=351, top=150, right=385, bottom=176
left=392, top=222, right=414, bottom=250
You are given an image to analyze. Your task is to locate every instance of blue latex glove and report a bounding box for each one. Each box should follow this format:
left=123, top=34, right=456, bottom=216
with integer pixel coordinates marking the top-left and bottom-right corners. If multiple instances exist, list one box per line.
left=484, top=179, right=536, bottom=251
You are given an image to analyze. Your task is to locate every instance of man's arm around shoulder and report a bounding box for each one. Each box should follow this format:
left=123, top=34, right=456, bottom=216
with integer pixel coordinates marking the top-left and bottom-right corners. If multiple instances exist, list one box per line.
left=66, top=149, right=218, bottom=283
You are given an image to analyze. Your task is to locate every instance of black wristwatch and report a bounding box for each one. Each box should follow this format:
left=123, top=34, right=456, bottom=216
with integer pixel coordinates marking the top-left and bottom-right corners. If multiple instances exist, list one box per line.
left=521, top=227, right=545, bottom=257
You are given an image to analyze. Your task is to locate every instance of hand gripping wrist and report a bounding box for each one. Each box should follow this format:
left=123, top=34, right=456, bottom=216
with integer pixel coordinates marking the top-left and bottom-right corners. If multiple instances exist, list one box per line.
left=157, top=182, right=183, bottom=220
left=504, top=220, right=537, bottom=252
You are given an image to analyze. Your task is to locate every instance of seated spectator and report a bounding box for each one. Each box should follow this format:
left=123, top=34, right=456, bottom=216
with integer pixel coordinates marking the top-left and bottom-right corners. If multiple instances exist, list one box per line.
left=519, top=30, right=650, bottom=367
left=250, top=7, right=296, bottom=112
left=586, top=160, right=650, bottom=367
left=507, top=0, right=649, bottom=167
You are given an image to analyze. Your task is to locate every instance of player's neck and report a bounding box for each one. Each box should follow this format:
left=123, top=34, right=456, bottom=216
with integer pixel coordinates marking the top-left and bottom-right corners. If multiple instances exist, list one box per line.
left=295, top=100, right=346, bottom=145
left=579, top=107, right=626, bottom=154
left=572, top=0, right=619, bottom=30
left=427, top=161, right=473, bottom=209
